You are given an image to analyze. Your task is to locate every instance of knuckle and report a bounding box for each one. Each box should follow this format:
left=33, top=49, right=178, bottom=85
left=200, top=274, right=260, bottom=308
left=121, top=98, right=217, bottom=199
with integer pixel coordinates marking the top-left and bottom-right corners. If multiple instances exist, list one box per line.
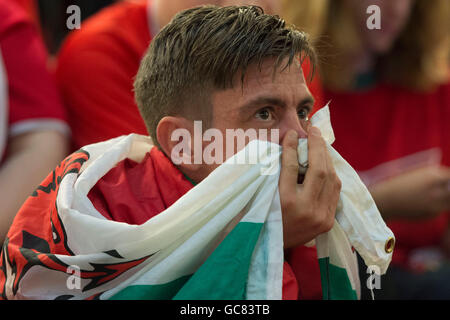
left=316, top=136, right=326, bottom=147
left=326, top=170, right=334, bottom=180
left=315, top=209, right=335, bottom=234
left=317, top=217, right=334, bottom=234
left=302, top=208, right=314, bottom=220
left=335, top=175, right=342, bottom=191
left=283, top=162, right=299, bottom=172
left=281, top=195, right=296, bottom=211
left=326, top=212, right=336, bottom=230
left=285, top=139, right=299, bottom=150
left=311, top=214, right=325, bottom=232
left=322, top=219, right=335, bottom=233
left=315, top=169, right=327, bottom=180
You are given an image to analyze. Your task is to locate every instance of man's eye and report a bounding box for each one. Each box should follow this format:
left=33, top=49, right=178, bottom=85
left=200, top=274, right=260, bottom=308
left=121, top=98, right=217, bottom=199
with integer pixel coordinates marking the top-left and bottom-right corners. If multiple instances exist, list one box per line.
left=297, top=108, right=309, bottom=120
left=255, top=107, right=273, bottom=121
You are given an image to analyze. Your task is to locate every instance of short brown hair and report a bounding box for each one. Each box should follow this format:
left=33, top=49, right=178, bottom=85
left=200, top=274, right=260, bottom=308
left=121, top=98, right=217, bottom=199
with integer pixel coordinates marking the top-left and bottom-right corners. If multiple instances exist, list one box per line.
left=134, top=5, right=316, bottom=145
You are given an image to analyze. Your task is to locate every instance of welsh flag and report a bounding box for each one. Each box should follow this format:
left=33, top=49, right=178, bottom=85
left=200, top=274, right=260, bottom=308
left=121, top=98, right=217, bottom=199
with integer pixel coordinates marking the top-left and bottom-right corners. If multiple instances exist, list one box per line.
left=0, top=106, right=394, bottom=300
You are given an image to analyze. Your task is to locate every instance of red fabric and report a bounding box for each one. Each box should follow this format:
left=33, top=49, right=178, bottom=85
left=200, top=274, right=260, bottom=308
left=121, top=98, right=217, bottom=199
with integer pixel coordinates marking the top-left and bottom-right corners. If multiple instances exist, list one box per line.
left=301, top=58, right=324, bottom=114
left=282, top=262, right=299, bottom=300
left=88, top=148, right=193, bottom=225
left=287, top=245, right=322, bottom=299
left=0, top=0, right=66, bottom=128
left=56, top=0, right=151, bottom=150
left=88, top=147, right=322, bottom=299
left=324, top=82, right=450, bottom=268
left=12, top=0, right=41, bottom=36
left=0, top=0, right=66, bottom=164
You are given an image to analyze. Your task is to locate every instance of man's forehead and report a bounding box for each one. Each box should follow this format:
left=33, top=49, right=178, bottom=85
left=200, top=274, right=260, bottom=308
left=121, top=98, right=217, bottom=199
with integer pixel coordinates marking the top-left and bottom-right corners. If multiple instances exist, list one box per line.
left=236, top=57, right=307, bottom=94
left=211, top=56, right=311, bottom=116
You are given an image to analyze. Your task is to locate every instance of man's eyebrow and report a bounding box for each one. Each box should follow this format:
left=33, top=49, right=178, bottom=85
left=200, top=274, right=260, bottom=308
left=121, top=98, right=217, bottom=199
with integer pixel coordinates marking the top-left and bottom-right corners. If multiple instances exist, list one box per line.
left=239, top=96, right=287, bottom=113
left=238, top=95, right=315, bottom=115
left=298, top=96, right=315, bottom=112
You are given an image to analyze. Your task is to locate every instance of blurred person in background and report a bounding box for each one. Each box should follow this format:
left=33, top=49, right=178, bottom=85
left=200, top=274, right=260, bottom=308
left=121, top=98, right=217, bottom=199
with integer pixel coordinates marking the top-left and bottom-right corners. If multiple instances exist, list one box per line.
left=37, top=0, right=119, bottom=56
left=0, top=0, right=69, bottom=244
left=280, top=0, right=330, bottom=112
left=281, top=0, right=329, bottom=46
left=13, top=0, right=119, bottom=56
left=13, top=0, right=40, bottom=33
left=312, top=0, right=450, bottom=299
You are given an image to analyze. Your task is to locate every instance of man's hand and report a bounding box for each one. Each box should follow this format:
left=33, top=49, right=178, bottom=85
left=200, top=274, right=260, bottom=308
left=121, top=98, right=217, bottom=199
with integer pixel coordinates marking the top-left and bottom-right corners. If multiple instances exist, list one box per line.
left=279, top=127, right=342, bottom=249
left=369, top=165, right=450, bottom=221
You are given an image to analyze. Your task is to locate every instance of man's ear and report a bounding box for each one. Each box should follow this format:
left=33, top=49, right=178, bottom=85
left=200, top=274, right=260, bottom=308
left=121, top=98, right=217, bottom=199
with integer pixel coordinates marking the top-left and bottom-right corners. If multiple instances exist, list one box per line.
left=156, top=116, right=202, bottom=172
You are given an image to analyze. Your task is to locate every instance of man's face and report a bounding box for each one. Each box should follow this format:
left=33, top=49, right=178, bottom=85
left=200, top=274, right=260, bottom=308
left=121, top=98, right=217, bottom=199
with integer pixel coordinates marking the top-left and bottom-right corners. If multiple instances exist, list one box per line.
left=193, top=57, right=314, bottom=179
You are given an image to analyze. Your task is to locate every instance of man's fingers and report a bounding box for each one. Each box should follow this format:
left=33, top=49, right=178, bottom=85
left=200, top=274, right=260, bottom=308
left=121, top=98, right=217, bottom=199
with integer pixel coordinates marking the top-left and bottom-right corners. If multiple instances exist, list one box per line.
left=279, top=130, right=299, bottom=192
left=303, top=126, right=328, bottom=199
left=318, top=144, right=341, bottom=202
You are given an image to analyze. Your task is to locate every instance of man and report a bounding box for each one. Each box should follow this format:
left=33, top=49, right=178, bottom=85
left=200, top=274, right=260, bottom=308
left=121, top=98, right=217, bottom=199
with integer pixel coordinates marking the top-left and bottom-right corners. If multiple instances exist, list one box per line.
left=0, top=0, right=69, bottom=243
left=1, top=5, right=341, bottom=300
left=55, top=0, right=325, bottom=150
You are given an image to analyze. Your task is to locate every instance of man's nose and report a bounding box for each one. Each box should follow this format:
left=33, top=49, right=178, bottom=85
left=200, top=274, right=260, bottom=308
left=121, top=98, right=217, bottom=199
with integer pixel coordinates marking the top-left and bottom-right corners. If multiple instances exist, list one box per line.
left=279, top=111, right=308, bottom=141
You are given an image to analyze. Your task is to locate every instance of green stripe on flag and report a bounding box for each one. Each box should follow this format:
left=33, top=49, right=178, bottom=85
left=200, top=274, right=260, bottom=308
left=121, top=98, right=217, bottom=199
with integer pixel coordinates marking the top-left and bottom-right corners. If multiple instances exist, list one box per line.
left=318, top=257, right=357, bottom=300
left=109, top=275, right=191, bottom=300
left=174, top=222, right=264, bottom=300
left=109, top=222, right=263, bottom=300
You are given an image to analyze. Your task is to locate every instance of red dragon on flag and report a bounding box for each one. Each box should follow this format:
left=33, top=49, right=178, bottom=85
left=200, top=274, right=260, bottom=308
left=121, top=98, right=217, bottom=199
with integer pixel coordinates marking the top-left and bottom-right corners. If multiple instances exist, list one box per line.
left=0, top=150, right=152, bottom=300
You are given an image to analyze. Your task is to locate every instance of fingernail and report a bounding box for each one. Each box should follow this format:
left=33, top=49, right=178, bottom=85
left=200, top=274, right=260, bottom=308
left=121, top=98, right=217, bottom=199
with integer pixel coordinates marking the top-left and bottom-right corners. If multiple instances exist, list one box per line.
left=309, top=126, right=321, bottom=136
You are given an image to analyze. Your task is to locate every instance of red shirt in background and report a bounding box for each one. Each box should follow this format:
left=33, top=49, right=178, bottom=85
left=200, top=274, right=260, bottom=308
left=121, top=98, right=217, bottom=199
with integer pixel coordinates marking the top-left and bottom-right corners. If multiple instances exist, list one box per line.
left=325, top=81, right=450, bottom=268
left=12, top=0, right=40, bottom=33
left=0, top=0, right=67, bottom=161
left=56, top=0, right=151, bottom=149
